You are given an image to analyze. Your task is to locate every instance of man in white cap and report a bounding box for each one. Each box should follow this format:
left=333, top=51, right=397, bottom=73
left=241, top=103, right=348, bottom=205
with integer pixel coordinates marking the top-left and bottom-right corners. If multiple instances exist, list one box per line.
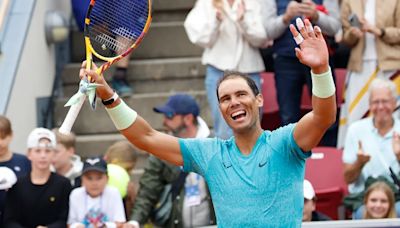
left=303, top=179, right=331, bottom=222
left=3, top=128, right=72, bottom=228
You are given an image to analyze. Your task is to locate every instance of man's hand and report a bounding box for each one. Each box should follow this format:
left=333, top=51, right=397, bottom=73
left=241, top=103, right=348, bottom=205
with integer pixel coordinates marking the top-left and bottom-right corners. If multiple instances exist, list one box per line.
left=356, top=141, right=371, bottom=166
left=360, top=18, right=382, bottom=36
left=392, top=132, right=400, bottom=161
left=79, top=61, right=114, bottom=100
left=289, top=18, right=329, bottom=74
left=349, top=27, right=364, bottom=39
left=283, top=1, right=302, bottom=24
left=299, top=0, right=319, bottom=22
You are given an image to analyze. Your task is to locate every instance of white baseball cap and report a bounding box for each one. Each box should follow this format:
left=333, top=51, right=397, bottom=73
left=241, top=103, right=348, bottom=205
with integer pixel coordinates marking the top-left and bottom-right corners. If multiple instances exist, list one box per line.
left=0, top=167, right=17, bottom=190
left=304, top=179, right=316, bottom=200
left=27, top=128, right=56, bottom=149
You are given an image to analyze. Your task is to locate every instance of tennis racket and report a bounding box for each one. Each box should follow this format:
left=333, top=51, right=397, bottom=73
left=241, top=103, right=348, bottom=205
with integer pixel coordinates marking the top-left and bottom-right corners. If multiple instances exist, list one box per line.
left=59, top=0, right=152, bottom=134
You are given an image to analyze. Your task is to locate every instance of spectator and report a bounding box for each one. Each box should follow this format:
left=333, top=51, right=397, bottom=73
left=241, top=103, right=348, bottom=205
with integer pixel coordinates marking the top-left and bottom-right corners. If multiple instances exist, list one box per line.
left=52, top=128, right=83, bottom=188
left=337, top=0, right=400, bottom=147
left=104, top=141, right=140, bottom=217
left=362, top=181, right=397, bottom=219
left=343, top=78, right=400, bottom=216
left=184, top=0, right=267, bottom=139
left=68, top=156, right=126, bottom=228
left=125, top=94, right=215, bottom=228
left=81, top=18, right=336, bottom=226
left=264, top=0, right=341, bottom=146
left=0, top=115, right=31, bottom=225
left=302, top=180, right=331, bottom=222
left=3, top=128, right=71, bottom=228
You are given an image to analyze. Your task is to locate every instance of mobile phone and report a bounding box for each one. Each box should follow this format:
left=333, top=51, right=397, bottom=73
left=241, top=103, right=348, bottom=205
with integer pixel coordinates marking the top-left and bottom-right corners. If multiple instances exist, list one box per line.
left=348, top=13, right=361, bottom=28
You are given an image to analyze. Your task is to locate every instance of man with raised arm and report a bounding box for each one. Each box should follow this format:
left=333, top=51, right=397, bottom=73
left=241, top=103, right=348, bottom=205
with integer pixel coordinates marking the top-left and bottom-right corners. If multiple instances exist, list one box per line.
left=80, top=18, right=336, bottom=227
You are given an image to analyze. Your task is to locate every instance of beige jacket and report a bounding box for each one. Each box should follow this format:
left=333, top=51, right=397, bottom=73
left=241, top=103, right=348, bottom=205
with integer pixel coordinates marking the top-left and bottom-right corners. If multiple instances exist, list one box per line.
left=341, top=0, right=400, bottom=72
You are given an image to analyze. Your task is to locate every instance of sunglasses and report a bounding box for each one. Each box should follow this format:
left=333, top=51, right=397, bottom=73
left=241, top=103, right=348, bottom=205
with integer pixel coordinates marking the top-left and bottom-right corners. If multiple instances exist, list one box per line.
left=165, top=112, right=175, bottom=119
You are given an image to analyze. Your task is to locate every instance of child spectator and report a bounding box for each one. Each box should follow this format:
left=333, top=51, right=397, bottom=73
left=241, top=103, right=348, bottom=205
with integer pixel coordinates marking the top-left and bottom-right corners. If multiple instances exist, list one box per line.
left=363, top=181, right=397, bottom=219
left=302, top=180, right=331, bottom=222
left=104, top=141, right=140, bottom=217
left=0, top=115, right=31, bottom=225
left=52, top=128, right=83, bottom=188
left=3, top=128, right=71, bottom=227
left=68, top=156, right=126, bottom=228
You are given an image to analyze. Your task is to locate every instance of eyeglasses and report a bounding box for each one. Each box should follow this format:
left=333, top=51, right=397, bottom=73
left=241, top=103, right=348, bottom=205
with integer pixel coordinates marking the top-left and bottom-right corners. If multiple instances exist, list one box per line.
left=370, top=99, right=392, bottom=106
left=165, top=112, right=175, bottom=119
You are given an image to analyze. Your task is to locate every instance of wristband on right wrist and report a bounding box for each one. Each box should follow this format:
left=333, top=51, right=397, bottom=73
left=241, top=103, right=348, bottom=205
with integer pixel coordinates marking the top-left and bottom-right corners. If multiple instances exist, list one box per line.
left=106, top=100, right=137, bottom=130
left=311, top=67, right=336, bottom=98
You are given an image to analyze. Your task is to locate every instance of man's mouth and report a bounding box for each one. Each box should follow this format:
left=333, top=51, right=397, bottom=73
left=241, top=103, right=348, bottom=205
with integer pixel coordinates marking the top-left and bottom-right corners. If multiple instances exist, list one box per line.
left=231, top=110, right=246, bottom=120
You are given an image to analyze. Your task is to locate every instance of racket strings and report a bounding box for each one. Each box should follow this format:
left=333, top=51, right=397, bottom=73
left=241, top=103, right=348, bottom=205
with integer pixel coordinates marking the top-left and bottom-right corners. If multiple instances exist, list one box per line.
left=88, top=0, right=149, bottom=57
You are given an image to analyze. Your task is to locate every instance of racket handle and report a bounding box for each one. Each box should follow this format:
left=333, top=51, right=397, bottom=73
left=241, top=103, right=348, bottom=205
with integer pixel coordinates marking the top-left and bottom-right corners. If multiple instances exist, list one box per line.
left=59, top=95, right=86, bottom=134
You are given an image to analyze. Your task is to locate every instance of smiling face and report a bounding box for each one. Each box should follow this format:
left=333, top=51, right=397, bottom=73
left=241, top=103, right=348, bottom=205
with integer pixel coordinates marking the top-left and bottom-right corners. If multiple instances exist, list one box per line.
left=217, top=77, right=263, bottom=134
left=369, top=86, right=396, bottom=125
left=365, top=189, right=391, bottom=219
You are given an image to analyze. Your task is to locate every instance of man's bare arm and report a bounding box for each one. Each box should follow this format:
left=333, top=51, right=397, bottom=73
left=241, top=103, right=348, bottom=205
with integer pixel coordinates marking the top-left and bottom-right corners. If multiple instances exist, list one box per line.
left=289, top=19, right=336, bottom=151
left=343, top=162, right=364, bottom=184
left=81, top=64, right=183, bottom=166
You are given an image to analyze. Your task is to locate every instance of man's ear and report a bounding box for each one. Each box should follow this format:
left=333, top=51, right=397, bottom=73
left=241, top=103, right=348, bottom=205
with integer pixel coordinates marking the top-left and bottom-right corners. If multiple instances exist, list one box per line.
left=256, top=94, right=264, bottom=108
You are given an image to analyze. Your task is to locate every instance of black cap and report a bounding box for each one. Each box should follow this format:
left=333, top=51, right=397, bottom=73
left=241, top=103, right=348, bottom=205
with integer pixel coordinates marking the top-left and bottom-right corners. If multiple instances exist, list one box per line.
left=82, top=157, right=108, bottom=174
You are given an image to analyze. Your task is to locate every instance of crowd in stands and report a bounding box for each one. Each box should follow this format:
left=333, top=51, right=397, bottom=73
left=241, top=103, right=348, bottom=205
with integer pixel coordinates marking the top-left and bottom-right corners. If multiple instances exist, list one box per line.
left=1, top=0, right=400, bottom=226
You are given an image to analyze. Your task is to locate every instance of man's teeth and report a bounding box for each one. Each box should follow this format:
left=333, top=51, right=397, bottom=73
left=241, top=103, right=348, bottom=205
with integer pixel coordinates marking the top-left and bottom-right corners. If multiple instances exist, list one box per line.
left=231, top=110, right=246, bottom=119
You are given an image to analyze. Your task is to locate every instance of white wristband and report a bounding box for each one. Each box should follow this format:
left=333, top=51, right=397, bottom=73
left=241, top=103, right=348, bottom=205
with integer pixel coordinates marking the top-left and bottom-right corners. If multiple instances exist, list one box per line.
left=311, top=67, right=336, bottom=98
left=106, top=100, right=137, bottom=130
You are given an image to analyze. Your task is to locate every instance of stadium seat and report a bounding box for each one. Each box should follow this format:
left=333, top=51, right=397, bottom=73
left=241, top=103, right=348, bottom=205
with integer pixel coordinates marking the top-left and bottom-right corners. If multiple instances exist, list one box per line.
left=305, top=146, right=348, bottom=220
left=260, top=72, right=280, bottom=130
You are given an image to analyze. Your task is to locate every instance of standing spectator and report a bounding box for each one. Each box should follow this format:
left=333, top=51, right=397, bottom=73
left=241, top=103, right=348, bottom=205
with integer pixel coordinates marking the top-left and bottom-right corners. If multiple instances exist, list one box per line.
left=0, top=115, right=31, bottom=225
left=184, top=0, right=267, bottom=139
left=124, top=94, right=215, bottom=228
left=343, top=78, right=400, bottom=216
left=68, top=156, right=126, bottom=228
left=337, top=0, right=400, bottom=147
left=302, top=180, right=331, bottom=222
left=3, top=128, right=71, bottom=228
left=362, top=181, right=397, bottom=219
left=264, top=0, right=340, bottom=145
left=52, top=128, right=83, bottom=188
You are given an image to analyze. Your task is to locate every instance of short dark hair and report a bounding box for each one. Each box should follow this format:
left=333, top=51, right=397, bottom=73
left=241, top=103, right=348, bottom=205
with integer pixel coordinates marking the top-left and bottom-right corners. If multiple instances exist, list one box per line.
left=216, top=71, right=260, bottom=102
left=0, top=115, right=12, bottom=139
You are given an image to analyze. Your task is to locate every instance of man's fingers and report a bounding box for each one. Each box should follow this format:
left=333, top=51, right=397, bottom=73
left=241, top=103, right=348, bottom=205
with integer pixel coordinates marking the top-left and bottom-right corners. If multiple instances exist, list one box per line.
left=296, top=18, right=309, bottom=39
left=290, top=24, right=304, bottom=45
left=314, top=26, right=323, bottom=39
left=358, top=141, right=363, bottom=151
left=304, top=18, right=316, bottom=38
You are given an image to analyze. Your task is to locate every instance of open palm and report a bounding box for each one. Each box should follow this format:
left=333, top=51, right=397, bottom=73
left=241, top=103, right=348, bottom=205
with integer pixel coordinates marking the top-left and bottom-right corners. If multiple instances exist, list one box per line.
left=289, top=19, right=329, bottom=72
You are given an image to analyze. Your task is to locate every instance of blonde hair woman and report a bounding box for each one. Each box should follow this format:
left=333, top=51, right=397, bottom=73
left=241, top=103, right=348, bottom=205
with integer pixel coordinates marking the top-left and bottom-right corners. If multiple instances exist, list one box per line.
left=363, top=181, right=397, bottom=219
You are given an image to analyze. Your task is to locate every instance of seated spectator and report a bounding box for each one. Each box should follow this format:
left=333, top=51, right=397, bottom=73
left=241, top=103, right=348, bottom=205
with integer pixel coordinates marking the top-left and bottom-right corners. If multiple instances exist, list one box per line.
left=104, top=141, right=140, bottom=216
left=363, top=181, right=397, bottom=219
left=303, top=180, right=331, bottom=222
left=343, top=78, right=400, bottom=215
left=0, top=115, right=31, bottom=225
left=68, top=156, right=126, bottom=228
left=52, top=128, right=83, bottom=188
left=3, top=128, right=71, bottom=227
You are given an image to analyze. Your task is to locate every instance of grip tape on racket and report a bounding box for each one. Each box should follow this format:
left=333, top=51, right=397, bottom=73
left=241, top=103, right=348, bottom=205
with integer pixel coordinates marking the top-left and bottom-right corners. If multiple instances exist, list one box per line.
left=59, top=95, right=86, bottom=134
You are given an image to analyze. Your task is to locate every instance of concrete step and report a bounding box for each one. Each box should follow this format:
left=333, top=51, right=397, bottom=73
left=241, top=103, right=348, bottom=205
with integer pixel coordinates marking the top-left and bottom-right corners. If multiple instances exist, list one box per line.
left=61, top=57, right=205, bottom=97
left=153, top=0, right=195, bottom=11
left=53, top=91, right=212, bottom=135
left=70, top=21, right=202, bottom=62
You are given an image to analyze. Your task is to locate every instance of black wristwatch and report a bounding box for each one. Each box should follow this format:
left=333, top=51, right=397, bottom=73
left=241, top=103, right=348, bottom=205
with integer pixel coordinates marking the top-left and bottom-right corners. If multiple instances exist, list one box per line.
left=101, top=92, right=119, bottom=105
